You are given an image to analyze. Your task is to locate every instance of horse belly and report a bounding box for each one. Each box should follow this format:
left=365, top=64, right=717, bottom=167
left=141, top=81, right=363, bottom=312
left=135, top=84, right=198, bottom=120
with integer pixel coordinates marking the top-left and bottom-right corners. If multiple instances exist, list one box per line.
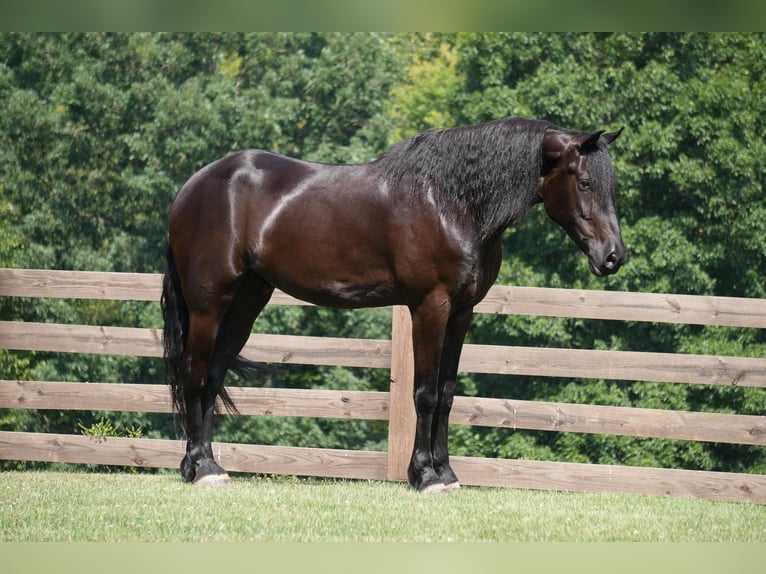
left=251, top=199, right=400, bottom=309
left=285, top=278, right=398, bottom=309
left=255, top=248, right=399, bottom=308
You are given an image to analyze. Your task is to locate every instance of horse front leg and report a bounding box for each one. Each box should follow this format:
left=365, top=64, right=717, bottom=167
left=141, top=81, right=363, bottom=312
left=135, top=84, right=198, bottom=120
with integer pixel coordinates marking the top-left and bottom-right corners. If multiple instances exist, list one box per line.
left=431, top=306, right=474, bottom=491
left=407, top=293, right=451, bottom=493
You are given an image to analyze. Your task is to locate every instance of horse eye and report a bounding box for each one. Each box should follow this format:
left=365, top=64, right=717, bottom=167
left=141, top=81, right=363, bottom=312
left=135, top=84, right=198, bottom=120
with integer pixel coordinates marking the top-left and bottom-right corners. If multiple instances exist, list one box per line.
left=577, top=178, right=591, bottom=191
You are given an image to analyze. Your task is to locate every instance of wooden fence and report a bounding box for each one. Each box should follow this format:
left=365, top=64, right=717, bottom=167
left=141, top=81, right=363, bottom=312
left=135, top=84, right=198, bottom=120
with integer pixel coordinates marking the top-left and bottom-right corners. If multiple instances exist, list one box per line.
left=1, top=268, right=765, bottom=503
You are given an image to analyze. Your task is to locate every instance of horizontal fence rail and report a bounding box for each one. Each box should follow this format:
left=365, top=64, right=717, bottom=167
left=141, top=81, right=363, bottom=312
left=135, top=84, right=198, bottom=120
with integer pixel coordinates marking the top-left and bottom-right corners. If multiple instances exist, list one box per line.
left=2, top=431, right=762, bottom=501
left=1, top=268, right=765, bottom=504
left=4, top=267, right=766, bottom=326
left=2, top=380, right=764, bottom=446
left=2, top=321, right=765, bottom=387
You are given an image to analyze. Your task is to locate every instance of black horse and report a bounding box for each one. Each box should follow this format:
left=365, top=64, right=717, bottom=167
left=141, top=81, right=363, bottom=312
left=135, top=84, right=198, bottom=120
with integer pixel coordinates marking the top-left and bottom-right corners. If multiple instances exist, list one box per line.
left=162, top=117, right=626, bottom=491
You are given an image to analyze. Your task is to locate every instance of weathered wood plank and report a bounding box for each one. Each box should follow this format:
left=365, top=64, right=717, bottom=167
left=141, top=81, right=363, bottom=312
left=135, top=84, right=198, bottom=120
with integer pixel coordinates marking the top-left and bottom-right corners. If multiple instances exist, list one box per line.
left=0, top=268, right=162, bottom=301
left=387, top=306, right=416, bottom=481
left=0, top=432, right=388, bottom=481
left=476, top=285, right=766, bottom=328
left=3, top=380, right=763, bottom=445
left=269, top=290, right=314, bottom=306
left=0, top=381, right=391, bottom=420
left=0, top=268, right=311, bottom=306
left=450, top=395, right=766, bottom=445
left=4, top=322, right=764, bottom=387
left=0, top=380, right=172, bottom=413
left=459, top=344, right=766, bottom=388
left=0, top=431, right=185, bottom=469
left=1, top=431, right=762, bottom=503
left=4, top=269, right=766, bottom=327
left=0, top=321, right=164, bottom=357
left=449, top=455, right=766, bottom=504
left=225, top=387, right=391, bottom=420
left=241, top=334, right=391, bottom=368
left=218, top=442, right=388, bottom=480
left=0, top=322, right=392, bottom=368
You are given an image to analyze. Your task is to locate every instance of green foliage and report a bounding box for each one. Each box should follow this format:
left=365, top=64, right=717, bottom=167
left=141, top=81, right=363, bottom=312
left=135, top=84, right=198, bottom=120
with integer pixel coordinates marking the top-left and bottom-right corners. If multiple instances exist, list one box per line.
left=386, top=36, right=461, bottom=141
left=74, top=416, right=144, bottom=475
left=77, top=416, right=143, bottom=440
left=1, top=33, right=764, bottom=476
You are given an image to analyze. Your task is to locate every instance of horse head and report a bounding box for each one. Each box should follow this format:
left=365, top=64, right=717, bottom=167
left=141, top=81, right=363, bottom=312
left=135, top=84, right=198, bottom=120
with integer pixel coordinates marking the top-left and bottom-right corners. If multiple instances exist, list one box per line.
left=539, top=127, right=627, bottom=277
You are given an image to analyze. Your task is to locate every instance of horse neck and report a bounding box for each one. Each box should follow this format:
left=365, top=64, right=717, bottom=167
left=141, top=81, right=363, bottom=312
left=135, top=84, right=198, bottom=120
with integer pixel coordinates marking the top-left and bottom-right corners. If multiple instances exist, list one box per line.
left=375, top=118, right=547, bottom=242
left=448, top=122, right=545, bottom=241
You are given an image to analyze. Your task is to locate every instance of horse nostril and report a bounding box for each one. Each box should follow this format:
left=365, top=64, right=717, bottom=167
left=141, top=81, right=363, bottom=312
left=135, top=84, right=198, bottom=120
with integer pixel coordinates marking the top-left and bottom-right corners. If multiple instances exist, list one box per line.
left=605, top=251, right=619, bottom=270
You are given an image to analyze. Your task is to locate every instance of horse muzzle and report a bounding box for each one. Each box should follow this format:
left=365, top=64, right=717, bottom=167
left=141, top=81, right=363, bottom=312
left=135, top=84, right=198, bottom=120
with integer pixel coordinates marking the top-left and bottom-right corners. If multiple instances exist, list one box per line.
left=589, top=241, right=627, bottom=277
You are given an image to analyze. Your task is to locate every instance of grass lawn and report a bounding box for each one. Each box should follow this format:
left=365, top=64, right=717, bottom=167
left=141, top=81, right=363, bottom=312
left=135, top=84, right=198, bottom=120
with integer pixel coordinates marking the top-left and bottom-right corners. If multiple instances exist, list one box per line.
left=2, top=471, right=764, bottom=542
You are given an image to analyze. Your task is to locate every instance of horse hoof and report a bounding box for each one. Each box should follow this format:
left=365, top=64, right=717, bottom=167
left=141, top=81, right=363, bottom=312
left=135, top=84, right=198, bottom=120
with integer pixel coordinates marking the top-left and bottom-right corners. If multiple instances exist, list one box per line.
left=421, top=483, right=449, bottom=494
left=194, top=473, right=231, bottom=486
left=444, top=481, right=461, bottom=491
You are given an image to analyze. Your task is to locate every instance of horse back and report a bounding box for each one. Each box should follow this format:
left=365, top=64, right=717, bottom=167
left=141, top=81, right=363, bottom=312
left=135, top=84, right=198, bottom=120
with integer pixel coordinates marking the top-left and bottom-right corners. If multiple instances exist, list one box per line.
left=169, top=149, right=491, bottom=310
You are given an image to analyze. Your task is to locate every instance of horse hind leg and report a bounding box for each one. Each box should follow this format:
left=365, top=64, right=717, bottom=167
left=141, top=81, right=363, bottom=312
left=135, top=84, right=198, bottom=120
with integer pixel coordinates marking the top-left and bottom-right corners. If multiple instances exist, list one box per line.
left=180, top=306, right=229, bottom=484
left=182, top=272, right=274, bottom=485
left=207, top=271, right=275, bottom=410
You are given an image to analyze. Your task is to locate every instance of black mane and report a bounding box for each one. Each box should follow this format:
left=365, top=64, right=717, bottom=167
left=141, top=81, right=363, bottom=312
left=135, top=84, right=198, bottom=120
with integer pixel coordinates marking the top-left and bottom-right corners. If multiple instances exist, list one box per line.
left=373, top=117, right=552, bottom=241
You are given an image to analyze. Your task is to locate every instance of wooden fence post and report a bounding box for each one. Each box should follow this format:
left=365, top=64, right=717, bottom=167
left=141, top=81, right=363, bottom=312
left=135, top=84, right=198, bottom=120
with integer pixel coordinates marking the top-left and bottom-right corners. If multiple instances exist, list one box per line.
left=387, top=305, right=415, bottom=482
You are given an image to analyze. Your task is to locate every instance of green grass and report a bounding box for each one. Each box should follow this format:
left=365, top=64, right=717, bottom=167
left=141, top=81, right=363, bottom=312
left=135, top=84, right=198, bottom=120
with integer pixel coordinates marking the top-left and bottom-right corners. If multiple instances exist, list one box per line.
left=1, top=471, right=764, bottom=542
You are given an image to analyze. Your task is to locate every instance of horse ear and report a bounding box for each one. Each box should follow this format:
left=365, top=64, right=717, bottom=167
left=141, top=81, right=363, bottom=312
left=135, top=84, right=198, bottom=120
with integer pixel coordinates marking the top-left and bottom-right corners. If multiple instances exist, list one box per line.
left=602, top=127, right=623, bottom=145
left=575, top=130, right=604, bottom=153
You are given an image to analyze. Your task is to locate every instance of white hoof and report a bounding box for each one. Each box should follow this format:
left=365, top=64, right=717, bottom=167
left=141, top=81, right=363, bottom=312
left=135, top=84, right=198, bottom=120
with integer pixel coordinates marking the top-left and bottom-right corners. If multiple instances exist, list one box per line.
left=444, top=481, right=461, bottom=491
left=421, top=483, right=449, bottom=494
left=194, top=473, right=231, bottom=486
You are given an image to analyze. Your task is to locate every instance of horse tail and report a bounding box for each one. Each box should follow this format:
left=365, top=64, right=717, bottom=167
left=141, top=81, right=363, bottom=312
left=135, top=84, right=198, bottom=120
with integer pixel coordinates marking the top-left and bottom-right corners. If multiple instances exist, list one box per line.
left=162, top=244, right=190, bottom=418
